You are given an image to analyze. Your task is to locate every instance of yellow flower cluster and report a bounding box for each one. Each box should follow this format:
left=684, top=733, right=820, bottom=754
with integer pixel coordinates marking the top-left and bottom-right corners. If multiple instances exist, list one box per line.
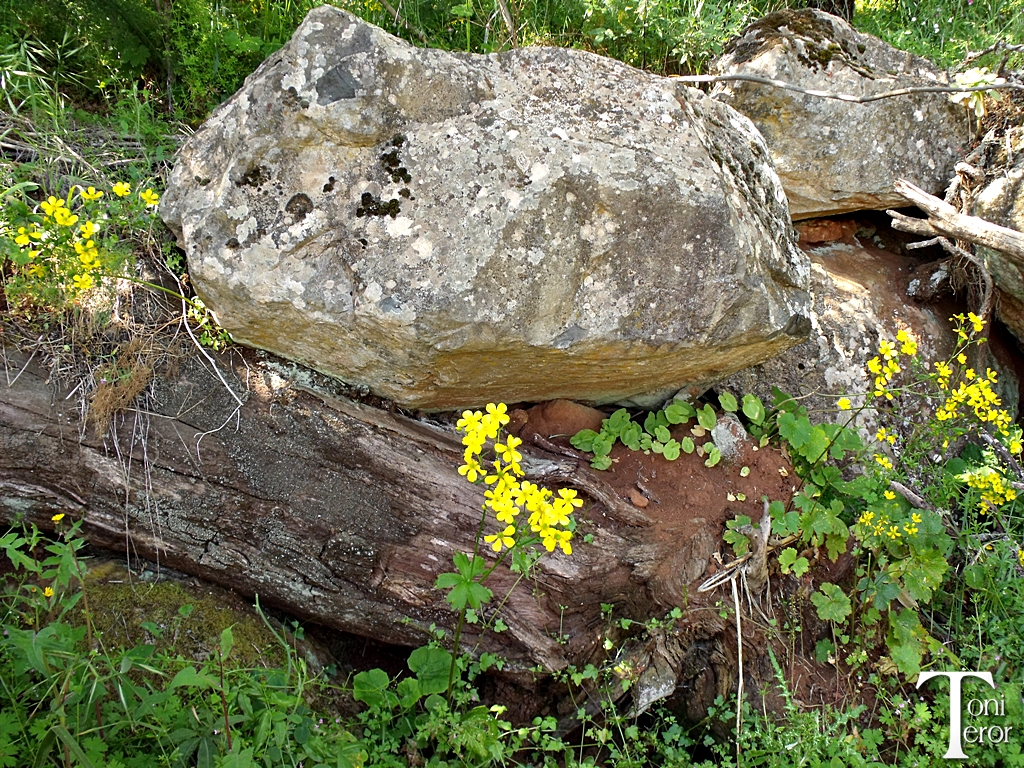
left=457, top=403, right=579, bottom=555
left=934, top=364, right=1012, bottom=434
left=959, top=466, right=1017, bottom=512
left=856, top=509, right=923, bottom=540
left=3, top=183, right=159, bottom=308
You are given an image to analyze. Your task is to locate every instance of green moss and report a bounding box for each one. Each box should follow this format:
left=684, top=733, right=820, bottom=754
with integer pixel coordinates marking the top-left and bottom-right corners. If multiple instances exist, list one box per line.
left=74, top=561, right=285, bottom=669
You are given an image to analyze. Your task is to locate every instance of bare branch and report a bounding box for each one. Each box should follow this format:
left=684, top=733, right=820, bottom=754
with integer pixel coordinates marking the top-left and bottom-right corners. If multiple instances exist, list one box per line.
left=675, top=74, right=1024, bottom=104
left=893, top=179, right=1024, bottom=263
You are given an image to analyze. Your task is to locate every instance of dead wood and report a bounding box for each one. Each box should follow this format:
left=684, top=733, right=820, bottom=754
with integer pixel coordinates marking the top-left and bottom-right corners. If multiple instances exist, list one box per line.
left=0, top=343, right=756, bottom=708
left=890, top=179, right=1024, bottom=262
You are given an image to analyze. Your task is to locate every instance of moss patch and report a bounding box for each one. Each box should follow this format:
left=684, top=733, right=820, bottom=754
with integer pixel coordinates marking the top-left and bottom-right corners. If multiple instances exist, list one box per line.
left=76, top=560, right=286, bottom=669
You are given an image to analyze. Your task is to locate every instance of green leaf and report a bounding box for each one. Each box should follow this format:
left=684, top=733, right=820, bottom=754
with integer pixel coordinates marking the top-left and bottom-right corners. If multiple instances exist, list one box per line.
left=654, top=425, right=671, bottom=443
left=436, top=554, right=493, bottom=610
left=777, top=412, right=812, bottom=450
left=603, top=409, right=632, bottom=438
left=811, top=583, right=852, bottom=623
left=219, top=626, right=234, bottom=661
left=723, top=528, right=750, bottom=558
left=704, top=444, right=721, bottom=467
left=664, top=401, right=695, bottom=424
left=451, top=2, right=473, bottom=17
left=408, top=647, right=452, bottom=695
left=621, top=422, right=643, bottom=450
left=169, top=666, right=216, bottom=691
left=890, top=641, right=923, bottom=677
left=570, top=429, right=600, bottom=452
left=681, top=437, right=695, bottom=454
left=741, top=394, right=766, bottom=425
left=51, top=726, right=97, bottom=768
left=778, top=547, right=798, bottom=573
left=353, top=668, right=390, bottom=708
left=903, top=549, right=948, bottom=604
left=590, top=455, right=613, bottom=470
left=396, top=677, right=422, bottom=709
left=662, top=440, right=681, bottom=460
left=772, top=386, right=800, bottom=414
left=592, top=434, right=614, bottom=457
left=697, top=404, right=717, bottom=431
left=718, top=392, right=738, bottom=412
left=963, top=564, right=986, bottom=590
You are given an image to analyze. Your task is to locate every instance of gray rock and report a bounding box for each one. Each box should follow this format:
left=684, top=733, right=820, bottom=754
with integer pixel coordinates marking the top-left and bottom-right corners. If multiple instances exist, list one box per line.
left=972, top=129, right=1024, bottom=342
left=712, top=9, right=966, bottom=220
left=720, top=232, right=956, bottom=423
left=161, top=7, right=810, bottom=411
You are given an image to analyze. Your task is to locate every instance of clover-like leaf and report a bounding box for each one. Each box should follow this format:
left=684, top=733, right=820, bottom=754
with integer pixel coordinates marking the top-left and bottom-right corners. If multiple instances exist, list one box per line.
left=811, top=583, right=852, bottom=623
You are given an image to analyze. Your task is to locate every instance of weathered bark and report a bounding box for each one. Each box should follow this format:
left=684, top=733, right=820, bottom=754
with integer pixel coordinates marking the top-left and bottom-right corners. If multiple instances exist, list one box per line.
left=0, top=345, right=733, bottom=687
left=890, top=179, right=1024, bottom=262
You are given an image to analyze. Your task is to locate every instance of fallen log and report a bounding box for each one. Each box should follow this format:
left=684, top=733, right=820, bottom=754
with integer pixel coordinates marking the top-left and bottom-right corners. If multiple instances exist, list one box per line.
left=1, top=342, right=808, bottom=704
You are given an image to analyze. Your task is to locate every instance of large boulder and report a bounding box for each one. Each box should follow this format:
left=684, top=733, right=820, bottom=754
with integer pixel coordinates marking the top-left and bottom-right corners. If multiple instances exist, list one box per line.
left=720, top=219, right=956, bottom=417
left=972, top=128, right=1024, bottom=340
left=161, top=7, right=810, bottom=411
left=712, top=9, right=966, bottom=220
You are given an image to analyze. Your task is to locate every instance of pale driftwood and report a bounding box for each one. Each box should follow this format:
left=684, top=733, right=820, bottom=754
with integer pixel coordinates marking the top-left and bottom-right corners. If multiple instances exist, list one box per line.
left=678, top=74, right=1024, bottom=104
left=891, top=179, right=1024, bottom=262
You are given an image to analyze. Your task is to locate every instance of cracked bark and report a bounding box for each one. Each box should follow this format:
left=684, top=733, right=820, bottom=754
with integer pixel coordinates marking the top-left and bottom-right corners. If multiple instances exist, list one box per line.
left=0, top=346, right=747, bottom=710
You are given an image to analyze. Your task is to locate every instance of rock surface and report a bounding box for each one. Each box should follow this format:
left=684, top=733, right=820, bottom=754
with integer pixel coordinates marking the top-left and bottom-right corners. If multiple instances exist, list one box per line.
left=161, top=7, right=810, bottom=411
left=712, top=9, right=966, bottom=220
left=972, top=127, right=1024, bottom=340
left=720, top=218, right=957, bottom=417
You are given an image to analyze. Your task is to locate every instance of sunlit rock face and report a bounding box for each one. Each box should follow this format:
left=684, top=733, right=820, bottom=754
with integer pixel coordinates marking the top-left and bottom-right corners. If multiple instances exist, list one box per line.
left=162, top=7, right=810, bottom=410
left=713, top=9, right=966, bottom=220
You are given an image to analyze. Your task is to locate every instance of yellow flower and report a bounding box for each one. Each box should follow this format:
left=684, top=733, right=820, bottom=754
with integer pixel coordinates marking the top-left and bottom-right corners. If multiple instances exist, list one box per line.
left=883, top=490, right=896, bottom=500
left=72, top=273, right=94, bottom=292
left=112, top=181, right=131, bottom=197
left=459, top=453, right=482, bottom=483
left=80, top=221, right=99, bottom=238
left=875, top=454, right=893, bottom=471
left=40, top=196, right=65, bottom=218
left=80, top=186, right=104, bottom=201
left=878, top=339, right=896, bottom=359
left=967, top=312, right=985, bottom=333
left=43, top=587, right=54, bottom=598
left=53, top=207, right=79, bottom=227
left=867, top=357, right=883, bottom=375
left=876, top=427, right=888, bottom=441
left=957, top=353, right=968, bottom=365
left=911, top=513, right=922, bottom=524
left=141, top=188, right=160, bottom=207
left=896, top=329, right=918, bottom=356
left=858, top=511, right=875, bottom=525
left=494, top=435, right=523, bottom=469
left=484, top=525, right=516, bottom=552
left=51, top=513, right=65, bottom=522
left=837, top=397, right=851, bottom=411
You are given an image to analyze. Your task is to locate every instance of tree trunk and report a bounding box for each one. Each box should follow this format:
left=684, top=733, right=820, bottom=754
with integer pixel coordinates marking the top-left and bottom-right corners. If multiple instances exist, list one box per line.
left=0, top=342, right=831, bottom=720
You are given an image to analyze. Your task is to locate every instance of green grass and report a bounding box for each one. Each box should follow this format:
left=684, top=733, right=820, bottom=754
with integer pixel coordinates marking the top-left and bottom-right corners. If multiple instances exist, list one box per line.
left=855, top=0, right=1024, bottom=69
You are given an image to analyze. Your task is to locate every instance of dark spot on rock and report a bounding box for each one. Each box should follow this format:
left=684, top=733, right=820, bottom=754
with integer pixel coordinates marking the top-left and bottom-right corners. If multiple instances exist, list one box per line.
left=323, top=176, right=336, bottom=193
left=285, top=193, right=314, bottom=220
left=226, top=237, right=240, bottom=249
left=391, top=134, right=405, bottom=147
left=316, top=66, right=361, bottom=104
left=398, top=188, right=411, bottom=199
left=238, top=165, right=270, bottom=188
left=379, top=296, right=402, bottom=313
left=355, top=191, right=400, bottom=218
left=358, top=238, right=368, bottom=247
left=381, top=149, right=400, bottom=169
left=196, top=177, right=211, bottom=187
left=857, top=43, right=866, bottom=53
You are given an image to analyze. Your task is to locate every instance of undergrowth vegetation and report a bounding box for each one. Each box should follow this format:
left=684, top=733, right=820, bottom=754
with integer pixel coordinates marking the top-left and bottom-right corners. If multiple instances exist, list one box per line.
left=2, top=0, right=1024, bottom=765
